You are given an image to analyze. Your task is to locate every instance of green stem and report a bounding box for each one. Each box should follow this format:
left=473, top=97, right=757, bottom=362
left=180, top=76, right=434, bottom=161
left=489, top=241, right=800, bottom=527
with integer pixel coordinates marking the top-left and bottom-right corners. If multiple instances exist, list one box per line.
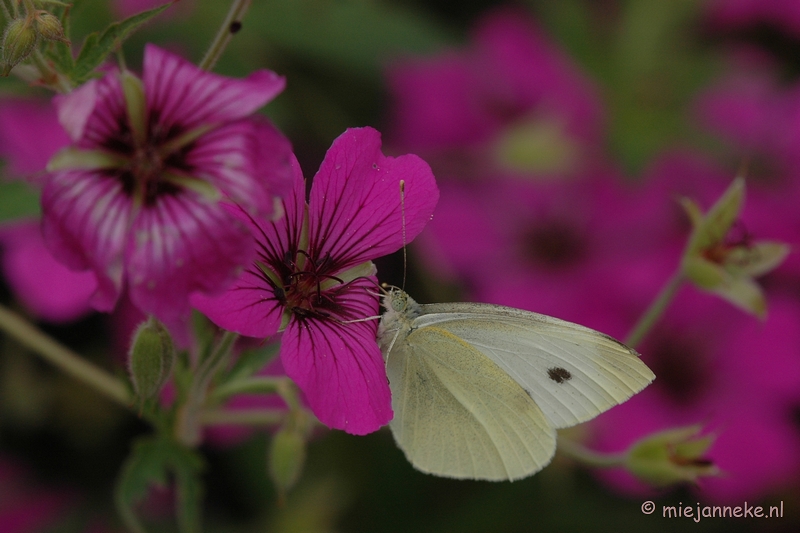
left=198, top=0, right=252, bottom=71
left=200, top=408, right=286, bottom=427
left=30, top=49, right=72, bottom=93
left=624, top=269, right=684, bottom=349
left=208, top=375, right=284, bottom=404
left=0, top=303, right=131, bottom=407
left=557, top=437, right=626, bottom=468
left=175, top=330, right=238, bottom=445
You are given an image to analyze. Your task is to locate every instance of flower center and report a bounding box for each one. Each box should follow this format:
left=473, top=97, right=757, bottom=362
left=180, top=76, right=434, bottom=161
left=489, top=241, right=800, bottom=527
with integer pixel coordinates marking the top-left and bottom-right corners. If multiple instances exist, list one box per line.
left=647, top=331, right=711, bottom=406
left=521, top=220, right=587, bottom=270
left=270, top=252, right=344, bottom=320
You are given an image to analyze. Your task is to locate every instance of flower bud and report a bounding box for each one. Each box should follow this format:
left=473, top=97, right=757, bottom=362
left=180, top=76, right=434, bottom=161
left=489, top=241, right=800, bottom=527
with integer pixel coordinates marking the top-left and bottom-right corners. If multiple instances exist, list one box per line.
left=127, top=317, right=175, bottom=405
left=2, top=18, right=38, bottom=75
left=34, top=11, right=69, bottom=44
left=269, top=412, right=310, bottom=498
left=625, top=425, right=719, bottom=487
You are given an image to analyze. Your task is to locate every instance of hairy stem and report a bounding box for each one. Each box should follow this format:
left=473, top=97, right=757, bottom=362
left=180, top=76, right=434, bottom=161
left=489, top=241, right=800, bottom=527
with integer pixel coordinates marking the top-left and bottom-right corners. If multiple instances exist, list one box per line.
left=198, top=0, right=252, bottom=71
left=624, top=269, right=684, bottom=349
left=0, top=303, right=131, bottom=407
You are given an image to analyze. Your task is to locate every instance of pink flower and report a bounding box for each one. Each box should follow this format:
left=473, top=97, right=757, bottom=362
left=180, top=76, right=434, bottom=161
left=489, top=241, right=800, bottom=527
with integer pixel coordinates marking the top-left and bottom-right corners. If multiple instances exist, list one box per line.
left=193, top=127, right=438, bottom=435
left=42, top=44, right=293, bottom=339
left=0, top=220, right=96, bottom=322
left=0, top=99, right=69, bottom=180
left=0, top=457, right=76, bottom=533
left=0, top=98, right=96, bottom=322
left=386, top=6, right=604, bottom=178
left=706, top=0, right=800, bottom=36
left=591, top=291, right=800, bottom=503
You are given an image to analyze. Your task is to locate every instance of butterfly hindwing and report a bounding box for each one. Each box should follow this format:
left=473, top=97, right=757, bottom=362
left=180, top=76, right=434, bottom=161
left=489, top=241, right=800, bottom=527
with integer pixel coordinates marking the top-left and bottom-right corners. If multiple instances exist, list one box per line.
left=386, top=324, right=556, bottom=481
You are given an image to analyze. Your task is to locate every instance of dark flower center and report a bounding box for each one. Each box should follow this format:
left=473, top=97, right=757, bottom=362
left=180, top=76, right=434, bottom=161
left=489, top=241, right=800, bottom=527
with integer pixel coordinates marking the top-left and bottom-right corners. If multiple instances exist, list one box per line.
left=520, top=220, right=587, bottom=270
left=107, top=111, right=192, bottom=206
left=646, top=332, right=711, bottom=406
left=269, top=251, right=347, bottom=321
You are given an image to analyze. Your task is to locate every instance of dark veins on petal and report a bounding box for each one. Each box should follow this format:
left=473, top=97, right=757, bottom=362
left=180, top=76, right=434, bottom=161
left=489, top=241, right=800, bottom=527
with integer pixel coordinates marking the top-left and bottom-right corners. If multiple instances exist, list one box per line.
left=246, top=201, right=377, bottom=326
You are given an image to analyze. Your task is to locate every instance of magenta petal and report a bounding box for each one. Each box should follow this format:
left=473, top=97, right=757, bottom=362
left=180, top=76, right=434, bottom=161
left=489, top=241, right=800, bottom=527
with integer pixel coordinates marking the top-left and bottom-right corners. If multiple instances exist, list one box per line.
left=0, top=221, right=96, bottom=322
left=41, top=170, right=131, bottom=311
left=192, top=162, right=306, bottom=336
left=308, top=127, right=439, bottom=270
left=0, top=100, right=70, bottom=178
left=280, top=312, right=391, bottom=435
left=143, top=44, right=285, bottom=133
left=125, top=193, right=254, bottom=329
left=185, top=117, right=293, bottom=217
left=54, top=73, right=126, bottom=148
left=190, top=265, right=284, bottom=338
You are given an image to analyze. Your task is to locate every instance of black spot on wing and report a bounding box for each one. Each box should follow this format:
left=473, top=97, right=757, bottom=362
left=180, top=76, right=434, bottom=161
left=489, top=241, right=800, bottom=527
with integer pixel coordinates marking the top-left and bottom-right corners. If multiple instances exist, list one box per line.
left=547, top=367, right=572, bottom=384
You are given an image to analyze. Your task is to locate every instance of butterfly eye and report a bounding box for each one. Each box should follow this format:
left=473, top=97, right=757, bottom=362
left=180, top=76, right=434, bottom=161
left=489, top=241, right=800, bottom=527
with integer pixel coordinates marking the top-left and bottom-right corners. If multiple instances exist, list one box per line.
left=391, top=292, right=406, bottom=312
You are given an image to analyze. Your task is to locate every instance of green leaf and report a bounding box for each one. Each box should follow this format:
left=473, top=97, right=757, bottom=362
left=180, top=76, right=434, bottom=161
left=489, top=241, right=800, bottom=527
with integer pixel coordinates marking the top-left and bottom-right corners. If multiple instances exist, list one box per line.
left=115, top=435, right=205, bottom=533
left=246, top=0, right=454, bottom=77
left=71, top=3, right=172, bottom=84
left=0, top=180, right=41, bottom=222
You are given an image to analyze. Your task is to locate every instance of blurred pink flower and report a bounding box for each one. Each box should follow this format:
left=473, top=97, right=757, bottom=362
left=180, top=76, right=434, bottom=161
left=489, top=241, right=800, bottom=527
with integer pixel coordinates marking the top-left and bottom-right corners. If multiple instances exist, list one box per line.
left=42, top=44, right=292, bottom=340
left=591, top=290, right=800, bottom=503
left=0, top=99, right=96, bottom=322
left=415, top=169, right=641, bottom=335
left=0, top=220, right=96, bottom=322
left=386, top=6, right=604, bottom=179
left=193, top=127, right=439, bottom=435
left=0, top=99, right=69, bottom=180
left=0, top=457, right=76, bottom=533
left=706, top=0, right=800, bottom=36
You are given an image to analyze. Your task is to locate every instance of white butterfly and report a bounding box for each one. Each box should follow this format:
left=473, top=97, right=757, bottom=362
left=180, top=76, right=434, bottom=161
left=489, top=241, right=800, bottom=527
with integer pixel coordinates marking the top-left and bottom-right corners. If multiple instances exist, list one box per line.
left=378, top=288, right=655, bottom=481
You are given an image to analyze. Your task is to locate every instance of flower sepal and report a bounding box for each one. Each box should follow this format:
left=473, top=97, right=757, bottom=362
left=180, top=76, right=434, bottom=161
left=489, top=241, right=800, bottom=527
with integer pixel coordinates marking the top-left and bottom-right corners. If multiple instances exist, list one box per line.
left=679, top=177, right=789, bottom=317
left=625, top=425, right=719, bottom=487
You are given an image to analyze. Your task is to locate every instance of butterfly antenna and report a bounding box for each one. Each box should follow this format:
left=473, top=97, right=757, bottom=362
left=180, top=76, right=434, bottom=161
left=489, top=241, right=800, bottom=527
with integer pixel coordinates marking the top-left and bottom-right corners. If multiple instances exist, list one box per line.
left=400, top=179, right=408, bottom=290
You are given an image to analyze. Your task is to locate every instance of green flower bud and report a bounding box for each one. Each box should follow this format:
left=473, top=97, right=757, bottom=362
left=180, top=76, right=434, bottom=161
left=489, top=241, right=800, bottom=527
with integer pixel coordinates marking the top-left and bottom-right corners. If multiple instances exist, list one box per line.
left=34, top=11, right=68, bottom=43
left=2, top=18, right=38, bottom=76
left=127, top=317, right=175, bottom=406
left=269, top=426, right=307, bottom=498
left=626, top=425, right=719, bottom=487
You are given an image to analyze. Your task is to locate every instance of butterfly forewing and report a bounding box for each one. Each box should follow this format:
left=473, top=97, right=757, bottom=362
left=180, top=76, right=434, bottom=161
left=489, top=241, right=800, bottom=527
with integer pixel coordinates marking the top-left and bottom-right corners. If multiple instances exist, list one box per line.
left=386, top=325, right=556, bottom=481
left=414, top=303, right=655, bottom=429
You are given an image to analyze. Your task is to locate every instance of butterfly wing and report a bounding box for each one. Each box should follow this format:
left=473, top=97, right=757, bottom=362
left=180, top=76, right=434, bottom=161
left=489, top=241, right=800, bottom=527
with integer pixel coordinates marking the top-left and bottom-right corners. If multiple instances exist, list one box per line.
left=414, top=303, right=655, bottom=429
left=386, top=325, right=556, bottom=481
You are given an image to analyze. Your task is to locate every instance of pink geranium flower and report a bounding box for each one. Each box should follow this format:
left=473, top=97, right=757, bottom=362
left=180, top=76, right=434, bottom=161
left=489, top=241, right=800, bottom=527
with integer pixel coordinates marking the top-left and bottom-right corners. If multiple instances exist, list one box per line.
left=386, top=6, right=604, bottom=178
left=0, top=99, right=69, bottom=180
left=591, top=290, right=800, bottom=503
left=1, top=98, right=96, bottom=322
left=706, top=0, right=800, bottom=36
left=193, top=127, right=438, bottom=435
left=42, top=44, right=293, bottom=338
left=0, top=221, right=96, bottom=322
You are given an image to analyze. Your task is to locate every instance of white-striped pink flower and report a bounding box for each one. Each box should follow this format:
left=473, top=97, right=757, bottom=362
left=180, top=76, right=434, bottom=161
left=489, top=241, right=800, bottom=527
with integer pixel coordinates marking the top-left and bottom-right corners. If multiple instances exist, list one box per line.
left=42, top=44, right=292, bottom=338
